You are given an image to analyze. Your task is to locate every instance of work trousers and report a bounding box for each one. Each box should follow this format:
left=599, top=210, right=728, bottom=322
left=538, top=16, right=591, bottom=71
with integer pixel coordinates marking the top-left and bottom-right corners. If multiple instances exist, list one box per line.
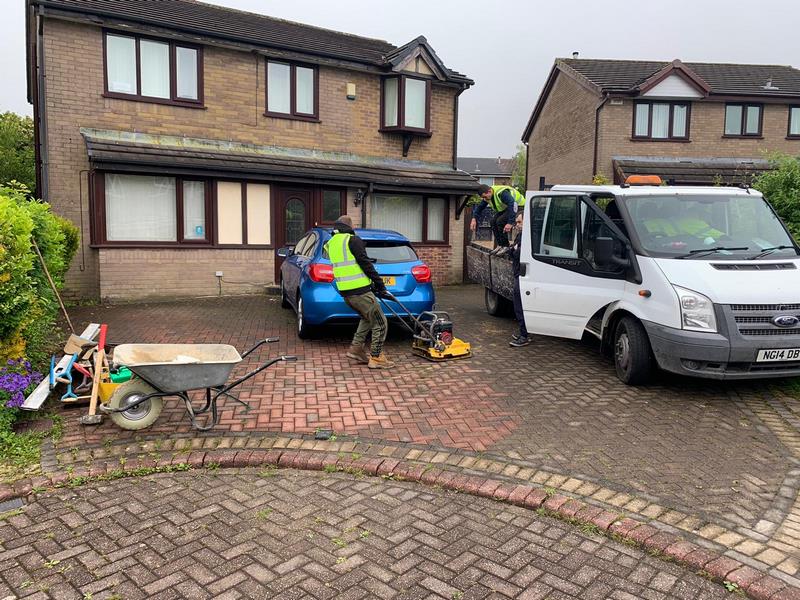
left=344, top=291, right=388, bottom=357
left=512, top=278, right=528, bottom=338
left=491, top=211, right=512, bottom=247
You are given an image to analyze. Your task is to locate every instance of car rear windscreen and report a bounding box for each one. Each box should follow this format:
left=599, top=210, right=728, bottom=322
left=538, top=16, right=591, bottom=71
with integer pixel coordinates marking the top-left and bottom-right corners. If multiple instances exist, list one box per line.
left=365, top=242, right=418, bottom=263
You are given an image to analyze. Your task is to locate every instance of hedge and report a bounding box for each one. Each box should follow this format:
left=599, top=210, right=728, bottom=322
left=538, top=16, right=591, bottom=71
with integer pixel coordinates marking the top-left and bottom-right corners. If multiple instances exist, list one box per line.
left=0, top=182, right=78, bottom=426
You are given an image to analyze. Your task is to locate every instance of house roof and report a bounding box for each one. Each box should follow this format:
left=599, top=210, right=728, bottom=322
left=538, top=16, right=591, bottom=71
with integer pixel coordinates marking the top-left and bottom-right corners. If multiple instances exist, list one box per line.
left=561, top=58, right=800, bottom=97
left=456, top=157, right=514, bottom=176
left=31, top=0, right=472, bottom=84
left=522, top=57, right=800, bottom=140
left=81, top=129, right=481, bottom=195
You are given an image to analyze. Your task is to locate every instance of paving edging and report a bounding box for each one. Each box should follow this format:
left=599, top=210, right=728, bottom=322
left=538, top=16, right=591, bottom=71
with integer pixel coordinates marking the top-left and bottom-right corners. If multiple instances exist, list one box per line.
left=1, top=447, right=798, bottom=600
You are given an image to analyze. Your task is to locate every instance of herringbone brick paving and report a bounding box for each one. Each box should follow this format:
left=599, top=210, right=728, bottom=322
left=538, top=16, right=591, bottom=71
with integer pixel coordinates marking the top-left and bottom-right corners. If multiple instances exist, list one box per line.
left=0, top=469, right=733, bottom=599
left=64, top=287, right=799, bottom=531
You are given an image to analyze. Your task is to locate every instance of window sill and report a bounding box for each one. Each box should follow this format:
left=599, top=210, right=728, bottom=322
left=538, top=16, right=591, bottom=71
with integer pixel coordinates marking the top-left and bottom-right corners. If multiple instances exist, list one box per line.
left=721, top=134, right=763, bottom=139
left=380, top=127, right=433, bottom=137
left=103, top=92, right=206, bottom=109
left=786, top=136, right=800, bottom=140
left=629, top=137, right=691, bottom=143
left=412, top=242, right=450, bottom=248
left=91, top=243, right=274, bottom=250
left=264, top=112, right=320, bottom=123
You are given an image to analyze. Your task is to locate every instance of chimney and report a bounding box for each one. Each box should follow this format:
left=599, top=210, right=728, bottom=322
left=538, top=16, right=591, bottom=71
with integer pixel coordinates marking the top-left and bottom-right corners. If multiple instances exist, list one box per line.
left=572, top=51, right=579, bottom=59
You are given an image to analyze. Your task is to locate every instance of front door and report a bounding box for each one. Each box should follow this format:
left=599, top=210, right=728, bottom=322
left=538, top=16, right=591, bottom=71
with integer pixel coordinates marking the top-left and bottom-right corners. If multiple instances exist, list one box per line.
left=520, top=192, right=630, bottom=339
left=275, top=187, right=313, bottom=281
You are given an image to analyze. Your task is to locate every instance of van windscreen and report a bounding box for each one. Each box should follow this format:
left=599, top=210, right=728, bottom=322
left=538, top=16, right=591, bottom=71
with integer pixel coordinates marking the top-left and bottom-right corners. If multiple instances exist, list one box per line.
left=621, top=194, right=798, bottom=259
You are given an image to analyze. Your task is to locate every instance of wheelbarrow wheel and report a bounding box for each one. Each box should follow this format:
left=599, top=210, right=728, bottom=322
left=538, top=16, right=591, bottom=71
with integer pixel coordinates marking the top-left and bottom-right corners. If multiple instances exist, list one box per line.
left=107, top=379, right=163, bottom=431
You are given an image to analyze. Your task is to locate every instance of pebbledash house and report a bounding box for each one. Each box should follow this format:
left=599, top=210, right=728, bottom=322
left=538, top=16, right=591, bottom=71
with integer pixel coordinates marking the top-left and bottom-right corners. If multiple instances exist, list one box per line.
left=25, top=0, right=478, bottom=301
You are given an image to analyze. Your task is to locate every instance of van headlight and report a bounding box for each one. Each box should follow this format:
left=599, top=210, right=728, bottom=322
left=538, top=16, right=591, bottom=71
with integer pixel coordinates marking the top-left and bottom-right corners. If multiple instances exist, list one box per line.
left=673, top=285, right=717, bottom=333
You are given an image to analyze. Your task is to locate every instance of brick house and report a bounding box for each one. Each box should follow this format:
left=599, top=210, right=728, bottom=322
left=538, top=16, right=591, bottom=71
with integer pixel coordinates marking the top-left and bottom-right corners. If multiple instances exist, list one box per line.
left=522, top=58, right=800, bottom=190
left=25, top=0, right=477, bottom=301
left=456, top=157, right=514, bottom=186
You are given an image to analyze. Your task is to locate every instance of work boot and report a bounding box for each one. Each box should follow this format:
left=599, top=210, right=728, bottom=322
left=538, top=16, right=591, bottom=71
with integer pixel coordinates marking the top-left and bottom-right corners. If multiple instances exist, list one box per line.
left=346, top=344, right=369, bottom=364
left=368, top=353, right=394, bottom=369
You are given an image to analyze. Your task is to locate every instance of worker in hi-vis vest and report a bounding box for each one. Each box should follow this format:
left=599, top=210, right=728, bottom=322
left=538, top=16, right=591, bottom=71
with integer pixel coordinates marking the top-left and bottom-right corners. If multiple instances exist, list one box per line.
left=470, top=184, right=527, bottom=248
left=325, top=215, right=393, bottom=369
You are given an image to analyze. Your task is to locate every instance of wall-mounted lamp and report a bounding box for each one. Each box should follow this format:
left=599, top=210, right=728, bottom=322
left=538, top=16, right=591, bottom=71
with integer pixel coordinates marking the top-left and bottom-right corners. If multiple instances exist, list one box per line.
left=354, top=188, right=366, bottom=206
left=346, top=83, right=357, bottom=100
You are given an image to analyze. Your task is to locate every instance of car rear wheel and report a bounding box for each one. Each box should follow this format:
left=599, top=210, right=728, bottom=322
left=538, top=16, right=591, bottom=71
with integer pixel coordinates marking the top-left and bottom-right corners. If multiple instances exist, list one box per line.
left=485, top=287, right=511, bottom=317
left=296, top=294, right=315, bottom=339
left=614, top=316, right=653, bottom=385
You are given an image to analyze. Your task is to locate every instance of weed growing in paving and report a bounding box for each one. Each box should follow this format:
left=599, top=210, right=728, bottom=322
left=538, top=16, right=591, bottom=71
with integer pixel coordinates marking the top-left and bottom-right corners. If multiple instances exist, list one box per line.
left=259, top=467, right=277, bottom=478
left=331, top=537, right=347, bottom=548
left=0, top=508, right=23, bottom=521
left=256, top=508, right=273, bottom=519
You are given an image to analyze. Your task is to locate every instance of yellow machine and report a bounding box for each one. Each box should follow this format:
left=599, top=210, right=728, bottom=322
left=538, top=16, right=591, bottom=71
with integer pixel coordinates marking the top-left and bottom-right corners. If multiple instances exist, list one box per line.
left=379, top=293, right=472, bottom=361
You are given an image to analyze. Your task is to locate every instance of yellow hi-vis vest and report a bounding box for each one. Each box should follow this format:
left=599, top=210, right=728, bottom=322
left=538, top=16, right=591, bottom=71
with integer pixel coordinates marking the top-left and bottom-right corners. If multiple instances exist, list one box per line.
left=489, top=185, right=526, bottom=213
left=326, top=233, right=371, bottom=293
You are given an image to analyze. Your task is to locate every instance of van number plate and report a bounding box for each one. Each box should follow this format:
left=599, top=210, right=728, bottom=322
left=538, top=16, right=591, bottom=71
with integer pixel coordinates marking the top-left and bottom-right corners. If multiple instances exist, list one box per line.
left=756, top=348, right=800, bottom=362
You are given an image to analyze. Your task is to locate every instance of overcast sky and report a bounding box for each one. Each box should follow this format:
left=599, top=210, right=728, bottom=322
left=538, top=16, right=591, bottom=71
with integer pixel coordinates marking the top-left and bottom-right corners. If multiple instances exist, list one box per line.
left=3, top=0, right=798, bottom=157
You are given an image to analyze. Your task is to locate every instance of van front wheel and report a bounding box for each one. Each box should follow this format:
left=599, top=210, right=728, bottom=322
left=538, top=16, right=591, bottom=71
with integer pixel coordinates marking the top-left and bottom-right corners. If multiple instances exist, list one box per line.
left=614, top=317, right=653, bottom=385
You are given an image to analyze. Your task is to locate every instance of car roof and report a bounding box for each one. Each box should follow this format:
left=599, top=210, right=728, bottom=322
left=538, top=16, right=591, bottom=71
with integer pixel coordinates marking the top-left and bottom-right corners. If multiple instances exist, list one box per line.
left=315, top=227, right=410, bottom=242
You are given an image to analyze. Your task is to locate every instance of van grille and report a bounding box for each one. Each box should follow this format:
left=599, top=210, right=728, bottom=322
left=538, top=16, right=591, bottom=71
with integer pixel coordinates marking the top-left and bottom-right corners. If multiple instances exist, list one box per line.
left=730, top=304, right=800, bottom=311
left=729, top=303, right=800, bottom=337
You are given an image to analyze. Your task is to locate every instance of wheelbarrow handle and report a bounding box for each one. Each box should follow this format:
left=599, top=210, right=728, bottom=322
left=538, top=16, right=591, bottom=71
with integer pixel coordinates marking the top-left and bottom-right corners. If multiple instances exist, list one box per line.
left=281, top=355, right=298, bottom=362
left=241, top=337, right=281, bottom=359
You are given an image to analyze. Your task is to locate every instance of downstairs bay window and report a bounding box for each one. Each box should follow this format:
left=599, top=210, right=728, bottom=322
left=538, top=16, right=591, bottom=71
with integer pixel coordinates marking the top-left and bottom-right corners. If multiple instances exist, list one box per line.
left=100, top=174, right=210, bottom=244
left=94, top=173, right=272, bottom=247
left=370, top=194, right=447, bottom=243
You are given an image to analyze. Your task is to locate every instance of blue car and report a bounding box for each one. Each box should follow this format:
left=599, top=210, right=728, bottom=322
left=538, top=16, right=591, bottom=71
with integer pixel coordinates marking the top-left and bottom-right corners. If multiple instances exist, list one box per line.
left=278, top=228, right=436, bottom=338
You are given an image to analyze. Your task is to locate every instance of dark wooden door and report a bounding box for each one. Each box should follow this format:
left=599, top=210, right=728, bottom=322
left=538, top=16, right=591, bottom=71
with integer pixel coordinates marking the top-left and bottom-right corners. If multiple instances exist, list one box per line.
left=275, top=187, right=313, bottom=281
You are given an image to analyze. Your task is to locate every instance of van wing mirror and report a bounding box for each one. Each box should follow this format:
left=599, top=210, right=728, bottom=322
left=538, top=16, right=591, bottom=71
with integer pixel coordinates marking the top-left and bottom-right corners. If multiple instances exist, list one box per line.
left=277, top=246, right=293, bottom=258
left=595, top=237, right=630, bottom=267
left=594, top=237, right=615, bottom=265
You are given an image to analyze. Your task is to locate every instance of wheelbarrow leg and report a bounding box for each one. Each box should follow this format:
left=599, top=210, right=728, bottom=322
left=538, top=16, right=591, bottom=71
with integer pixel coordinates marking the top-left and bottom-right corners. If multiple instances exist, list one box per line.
left=212, top=387, right=251, bottom=412
left=182, top=391, right=220, bottom=432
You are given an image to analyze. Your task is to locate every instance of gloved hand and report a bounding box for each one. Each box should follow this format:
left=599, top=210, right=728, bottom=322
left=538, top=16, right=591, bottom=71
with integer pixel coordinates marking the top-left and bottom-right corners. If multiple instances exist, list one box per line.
left=374, top=287, right=392, bottom=299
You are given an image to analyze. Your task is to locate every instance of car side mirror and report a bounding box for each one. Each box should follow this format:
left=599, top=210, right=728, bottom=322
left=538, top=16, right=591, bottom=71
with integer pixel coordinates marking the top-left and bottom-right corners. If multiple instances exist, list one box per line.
left=595, top=237, right=630, bottom=267
left=277, top=246, right=293, bottom=258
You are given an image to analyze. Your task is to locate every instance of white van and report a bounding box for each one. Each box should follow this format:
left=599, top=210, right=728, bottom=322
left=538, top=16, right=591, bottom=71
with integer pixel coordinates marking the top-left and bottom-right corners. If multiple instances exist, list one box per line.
left=520, top=181, right=800, bottom=384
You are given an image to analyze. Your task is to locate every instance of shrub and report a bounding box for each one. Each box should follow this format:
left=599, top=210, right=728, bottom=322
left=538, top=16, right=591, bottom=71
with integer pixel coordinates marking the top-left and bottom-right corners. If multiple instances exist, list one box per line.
left=0, top=182, right=79, bottom=363
left=753, top=154, right=800, bottom=241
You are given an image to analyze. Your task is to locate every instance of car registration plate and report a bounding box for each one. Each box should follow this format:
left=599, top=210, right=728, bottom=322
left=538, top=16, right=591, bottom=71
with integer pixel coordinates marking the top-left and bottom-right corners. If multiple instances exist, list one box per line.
left=382, top=276, right=396, bottom=286
left=756, top=348, right=800, bottom=362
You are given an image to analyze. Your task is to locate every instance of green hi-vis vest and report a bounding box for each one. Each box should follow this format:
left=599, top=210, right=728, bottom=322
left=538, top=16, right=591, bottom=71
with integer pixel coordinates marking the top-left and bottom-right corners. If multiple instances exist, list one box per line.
left=489, top=185, right=526, bottom=213
left=326, top=233, right=371, bottom=293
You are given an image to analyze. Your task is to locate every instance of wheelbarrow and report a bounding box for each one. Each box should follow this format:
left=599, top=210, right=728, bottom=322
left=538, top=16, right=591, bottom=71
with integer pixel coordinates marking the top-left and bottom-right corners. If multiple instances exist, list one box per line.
left=101, top=338, right=296, bottom=431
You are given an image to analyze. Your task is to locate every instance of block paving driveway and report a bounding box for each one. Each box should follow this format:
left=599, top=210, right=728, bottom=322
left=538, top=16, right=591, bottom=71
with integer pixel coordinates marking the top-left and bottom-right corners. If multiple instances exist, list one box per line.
left=1, top=469, right=732, bottom=599
left=42, top=284, right=800, bottom=595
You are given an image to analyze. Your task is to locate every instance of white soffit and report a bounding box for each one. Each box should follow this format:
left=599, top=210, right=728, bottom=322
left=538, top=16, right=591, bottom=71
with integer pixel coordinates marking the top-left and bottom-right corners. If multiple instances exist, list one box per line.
left=641, top=73, right=704, bottom=99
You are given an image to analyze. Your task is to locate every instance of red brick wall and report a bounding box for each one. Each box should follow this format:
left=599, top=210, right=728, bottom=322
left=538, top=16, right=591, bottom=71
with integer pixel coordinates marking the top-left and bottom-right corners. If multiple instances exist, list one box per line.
left=525, top=71, right=600, bottom=188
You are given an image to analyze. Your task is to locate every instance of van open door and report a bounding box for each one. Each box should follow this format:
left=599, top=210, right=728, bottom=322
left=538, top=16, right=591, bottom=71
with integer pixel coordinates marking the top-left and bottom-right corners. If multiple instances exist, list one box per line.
left=520, top=193, right=633, bottom=339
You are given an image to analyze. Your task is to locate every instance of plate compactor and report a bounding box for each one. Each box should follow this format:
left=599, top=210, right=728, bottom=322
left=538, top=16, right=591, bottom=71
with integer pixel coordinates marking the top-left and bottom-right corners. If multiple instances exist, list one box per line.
left=378, top=293, right=472, bottom=361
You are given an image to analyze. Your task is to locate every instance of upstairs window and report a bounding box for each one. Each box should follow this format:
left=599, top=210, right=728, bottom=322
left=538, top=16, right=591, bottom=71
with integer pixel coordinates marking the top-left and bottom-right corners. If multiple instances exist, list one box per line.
left=266, top=61, right=318, bottom=120
left=633, top=102, right=690, bottom=140
left=725, top=103, right=762, bottom=137
left=104, top=32, right=202, bottom=105
left=381, top=76, right=431, bottom=133
left=788, top=106, right=800, bottom=138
